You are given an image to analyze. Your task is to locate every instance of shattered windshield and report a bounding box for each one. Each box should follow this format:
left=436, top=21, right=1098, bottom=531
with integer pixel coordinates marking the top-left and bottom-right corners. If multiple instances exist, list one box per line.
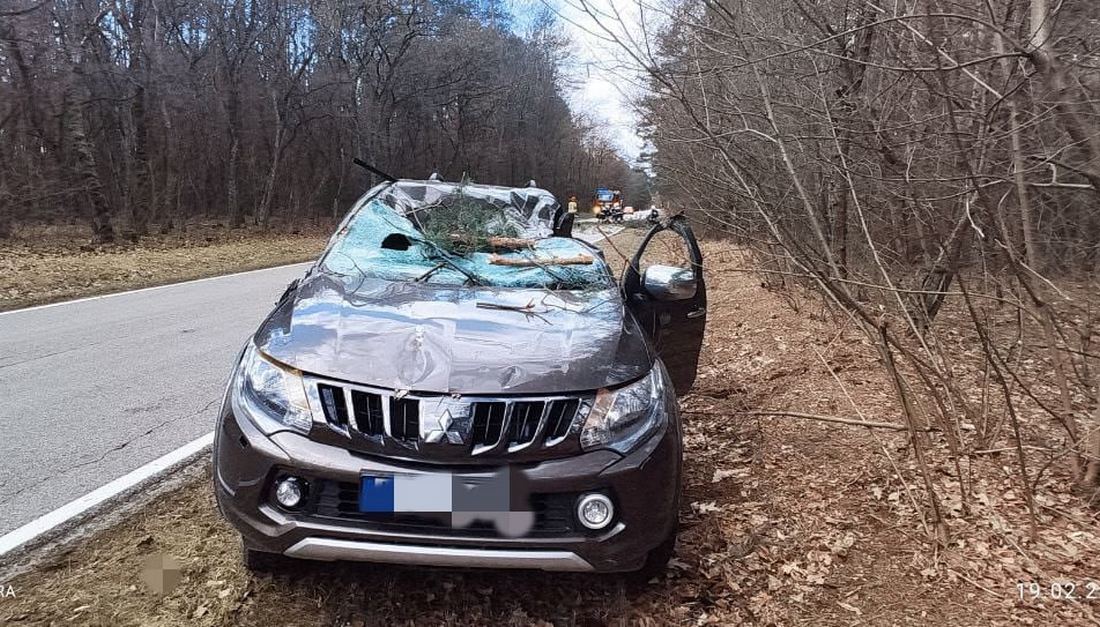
left=320, top=181, right=612, bottom=290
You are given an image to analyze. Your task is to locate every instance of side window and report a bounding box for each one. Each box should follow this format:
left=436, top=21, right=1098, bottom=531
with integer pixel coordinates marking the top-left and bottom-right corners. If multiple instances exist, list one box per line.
left=621, top=216, right=705, bottom=302
left=635, top=229, right=694, bottom=280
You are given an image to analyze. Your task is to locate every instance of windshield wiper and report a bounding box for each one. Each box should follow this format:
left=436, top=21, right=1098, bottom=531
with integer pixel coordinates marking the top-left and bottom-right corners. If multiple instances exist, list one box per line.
left=413, top=262, right=447, bottom=283
left=431, top=253, right=484, bottom=286
left=413, top=238, right=484, bottom=286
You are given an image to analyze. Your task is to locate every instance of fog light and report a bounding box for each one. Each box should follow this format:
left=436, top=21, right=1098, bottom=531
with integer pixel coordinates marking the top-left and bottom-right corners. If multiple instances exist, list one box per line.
left=275, top=477, right=304, bottom=508
left=576, top=493, right=613, bottom=530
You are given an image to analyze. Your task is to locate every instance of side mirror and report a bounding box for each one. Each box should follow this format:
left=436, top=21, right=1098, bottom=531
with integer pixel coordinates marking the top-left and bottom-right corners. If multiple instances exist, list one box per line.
left=642, top=265, right=697, bottom=301
left=554, top=211, right=575, bottom=238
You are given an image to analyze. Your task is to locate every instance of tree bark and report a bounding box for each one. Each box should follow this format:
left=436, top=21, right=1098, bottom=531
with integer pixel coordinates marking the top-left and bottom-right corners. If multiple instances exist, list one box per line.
left=127, top=0, right=152, bottom=238
left=66, top=27, right=115, bottom=244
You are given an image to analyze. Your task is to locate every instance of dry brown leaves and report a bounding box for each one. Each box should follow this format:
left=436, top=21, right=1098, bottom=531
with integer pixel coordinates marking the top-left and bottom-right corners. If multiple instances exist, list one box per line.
left=0, top=223, right=330, bottom=311
left=2, top=233, right=1098, bottom=625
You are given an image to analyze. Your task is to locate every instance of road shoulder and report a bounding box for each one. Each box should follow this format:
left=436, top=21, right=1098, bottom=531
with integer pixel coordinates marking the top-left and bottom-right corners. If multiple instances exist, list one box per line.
left=0, top=230, right=328, bottom=312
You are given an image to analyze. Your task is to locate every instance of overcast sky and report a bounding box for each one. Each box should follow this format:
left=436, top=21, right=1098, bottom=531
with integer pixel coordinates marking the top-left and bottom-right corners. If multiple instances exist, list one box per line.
left=516, top=0, right=650, bottom=161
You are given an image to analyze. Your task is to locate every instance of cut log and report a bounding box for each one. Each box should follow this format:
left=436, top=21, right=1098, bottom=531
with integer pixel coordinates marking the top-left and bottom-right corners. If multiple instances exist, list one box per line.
left=488, top=253, right=594, bottom=267
left=449, top=234, right=535, bottom=249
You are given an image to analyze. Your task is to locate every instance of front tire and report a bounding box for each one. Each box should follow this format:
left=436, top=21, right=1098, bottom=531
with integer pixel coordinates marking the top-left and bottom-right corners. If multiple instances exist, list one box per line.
left=628, top=526, right=677, bottom=583
left=241, top=542, right=285, bottom=574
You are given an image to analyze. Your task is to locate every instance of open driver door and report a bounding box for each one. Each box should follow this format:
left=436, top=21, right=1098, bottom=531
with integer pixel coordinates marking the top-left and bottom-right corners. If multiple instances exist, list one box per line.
left=621, top=215, right=707, bottom=395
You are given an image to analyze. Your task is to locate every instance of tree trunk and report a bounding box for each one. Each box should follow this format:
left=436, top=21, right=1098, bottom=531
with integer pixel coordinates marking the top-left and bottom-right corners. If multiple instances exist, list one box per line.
left=256, top=92, right=284, bottom=227
left=128, top=0, right=151, bottom=238
left=0, top=21, right=57, bottom=154
left=225, top=74, right=244, bottom=227
left=67, top=43, right=115, bottom=244
left=227, top=136, right=242, bottom=227
left=0, top=180, right=12, bottom=239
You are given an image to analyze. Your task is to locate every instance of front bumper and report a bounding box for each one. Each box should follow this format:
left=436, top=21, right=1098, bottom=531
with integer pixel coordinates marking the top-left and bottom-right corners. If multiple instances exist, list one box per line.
left=212, top=402, right=681, bottom=573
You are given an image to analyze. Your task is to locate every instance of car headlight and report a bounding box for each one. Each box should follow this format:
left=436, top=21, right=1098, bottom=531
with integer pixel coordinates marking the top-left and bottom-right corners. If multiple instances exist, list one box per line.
left=580, top=368, right=665, bottom=454
left=232, top=341, right=312, bottom=434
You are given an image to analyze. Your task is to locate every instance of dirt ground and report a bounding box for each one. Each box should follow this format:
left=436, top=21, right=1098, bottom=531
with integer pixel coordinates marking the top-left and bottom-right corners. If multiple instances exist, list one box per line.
left=0, top=223, right=330, bottom=311
left=3, top=229, right=1099, bottom=626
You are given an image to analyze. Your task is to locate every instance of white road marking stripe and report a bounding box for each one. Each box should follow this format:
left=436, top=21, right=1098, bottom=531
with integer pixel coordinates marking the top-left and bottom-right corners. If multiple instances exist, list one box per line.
left=0, top=262, right=311, bottom=317
left=0, top=432, right=215, bottom=557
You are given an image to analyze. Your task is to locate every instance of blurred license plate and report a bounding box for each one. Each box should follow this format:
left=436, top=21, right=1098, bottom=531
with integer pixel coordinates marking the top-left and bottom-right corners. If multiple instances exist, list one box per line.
left=359, top=473, right=449, bottom=513
left=359, top=471, right=513, bottom=513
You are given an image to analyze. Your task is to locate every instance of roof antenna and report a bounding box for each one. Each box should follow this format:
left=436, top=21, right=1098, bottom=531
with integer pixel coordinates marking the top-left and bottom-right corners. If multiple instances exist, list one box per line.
left=428, top=171, right=441, bottom=181
left=352, top=157, right=397, bottom=182
left=526, top=179, right=538, bottom=188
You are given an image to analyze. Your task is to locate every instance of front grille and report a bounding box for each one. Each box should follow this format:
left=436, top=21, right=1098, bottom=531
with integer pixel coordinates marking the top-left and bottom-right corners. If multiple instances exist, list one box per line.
left=351, top=390, right=384, bottom=435
left=545, top=399, right=579, bottom=440
left=317, top=384, right=350, bottom=427
left=311, top=480, right=578, bottom=538
left=389, top=398, right=419, bottom=442
left=310, top=377, right=589, bottom=460
left=318, top=384, right=386, bottom=436
left=471, top=402, right=506, bottom=446
left=509, top=401, right=544, bottom=446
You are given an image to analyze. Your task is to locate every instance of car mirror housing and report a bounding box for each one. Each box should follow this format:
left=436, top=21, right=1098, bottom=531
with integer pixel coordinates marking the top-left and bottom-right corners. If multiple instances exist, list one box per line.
left=642, top=265, right=697, bottom=301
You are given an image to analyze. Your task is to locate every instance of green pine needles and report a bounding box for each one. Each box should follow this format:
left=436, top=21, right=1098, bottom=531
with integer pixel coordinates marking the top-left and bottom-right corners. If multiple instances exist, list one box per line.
left=418, top=179, right=521, bottom=254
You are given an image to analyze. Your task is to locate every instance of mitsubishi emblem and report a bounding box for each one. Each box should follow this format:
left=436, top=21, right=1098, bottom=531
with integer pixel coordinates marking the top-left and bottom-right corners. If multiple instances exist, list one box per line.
left=423, top=409, right=465, bottom=444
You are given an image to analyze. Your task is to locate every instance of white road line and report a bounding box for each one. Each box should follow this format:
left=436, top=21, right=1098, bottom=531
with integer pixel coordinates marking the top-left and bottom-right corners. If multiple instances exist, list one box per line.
left=0, top=261, right=311, bottom=317
left=0, top=432, right=214, bottom=557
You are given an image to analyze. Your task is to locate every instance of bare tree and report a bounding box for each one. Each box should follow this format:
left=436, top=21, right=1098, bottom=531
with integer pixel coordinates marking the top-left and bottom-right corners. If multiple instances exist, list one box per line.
left=575, top=0, right=1100, bottom=538
left=0, top=0, right=639, bottom=238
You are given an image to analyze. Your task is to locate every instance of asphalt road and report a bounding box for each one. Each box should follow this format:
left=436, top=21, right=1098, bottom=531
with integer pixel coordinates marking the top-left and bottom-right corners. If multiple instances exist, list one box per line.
left=0, top=227, right=621, bottom=540
left=0, top=263, right=311, bottom=536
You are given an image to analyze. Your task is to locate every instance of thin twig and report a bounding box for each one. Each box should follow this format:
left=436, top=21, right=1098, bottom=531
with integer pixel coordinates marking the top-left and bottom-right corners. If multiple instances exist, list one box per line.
left=735, top=410, right=936, bottom=432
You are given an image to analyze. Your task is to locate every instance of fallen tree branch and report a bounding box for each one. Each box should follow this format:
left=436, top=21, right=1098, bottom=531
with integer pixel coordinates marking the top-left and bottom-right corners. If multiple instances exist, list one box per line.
left=489, top=253, right=593, bottom=266
left=449, top=234, right=535, bottom=250
left=736, top=410, right=939, bottom=432
left=475, top=300, right=550, bottom=324
left=973, top=445, right=1053, bottom=455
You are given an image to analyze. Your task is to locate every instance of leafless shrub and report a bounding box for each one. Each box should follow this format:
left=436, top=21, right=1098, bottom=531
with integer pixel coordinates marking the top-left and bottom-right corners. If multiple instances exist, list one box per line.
left=577, top=0, right=1100, bottom=539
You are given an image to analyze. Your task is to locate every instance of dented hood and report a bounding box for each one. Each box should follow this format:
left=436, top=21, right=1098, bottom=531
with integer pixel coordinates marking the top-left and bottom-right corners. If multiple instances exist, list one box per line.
left=254, top=271, right=653, bottom=395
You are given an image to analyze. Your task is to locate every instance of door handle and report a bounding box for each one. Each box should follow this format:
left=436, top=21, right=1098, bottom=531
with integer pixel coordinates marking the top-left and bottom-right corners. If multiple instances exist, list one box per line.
left=686, top=308, right=705, bottom=319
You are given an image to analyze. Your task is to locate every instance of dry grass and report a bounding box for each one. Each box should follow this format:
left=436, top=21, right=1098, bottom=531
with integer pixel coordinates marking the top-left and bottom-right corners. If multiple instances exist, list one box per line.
left=2, top=232, right=1098, bottom=625
left=0, top=224, right=331, bottom=311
